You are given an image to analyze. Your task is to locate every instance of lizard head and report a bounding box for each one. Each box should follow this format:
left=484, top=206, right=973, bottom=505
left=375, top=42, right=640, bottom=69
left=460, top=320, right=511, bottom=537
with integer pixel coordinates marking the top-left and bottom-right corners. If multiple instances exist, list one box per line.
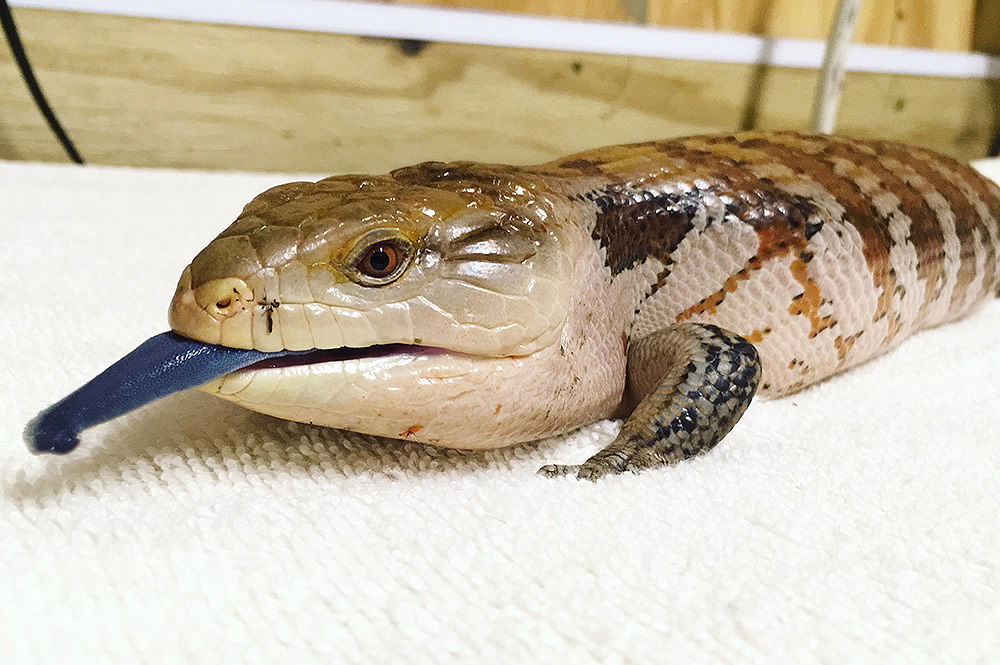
left=169, top=165, right=576, bottom=355
left=167, top=164, right=587, bottom=447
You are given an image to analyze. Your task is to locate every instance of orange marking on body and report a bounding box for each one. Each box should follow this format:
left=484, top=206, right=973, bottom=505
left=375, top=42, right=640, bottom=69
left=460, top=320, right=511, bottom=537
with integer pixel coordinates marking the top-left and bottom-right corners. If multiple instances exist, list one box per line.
left=786, top=358, right=812, bottom=374
left=834, top=334, right=857, bottom=361
left=787, top=258, right=836, bottom=338
left=675, top=220, right=807, bottom=323
left=754, top=220, right=808, bottom=261
left=400, top=425, right=424, bottom=438
left=676, top=292, right=722, bottom=321
left=676, top=270, right=754, bottom=322
left=494, top=404, right=502, bottom=415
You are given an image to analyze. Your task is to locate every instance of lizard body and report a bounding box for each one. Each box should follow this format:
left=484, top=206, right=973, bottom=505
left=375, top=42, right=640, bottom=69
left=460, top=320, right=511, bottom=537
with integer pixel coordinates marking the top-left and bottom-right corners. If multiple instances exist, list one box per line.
left=28, top=132, right=1000, bottom=478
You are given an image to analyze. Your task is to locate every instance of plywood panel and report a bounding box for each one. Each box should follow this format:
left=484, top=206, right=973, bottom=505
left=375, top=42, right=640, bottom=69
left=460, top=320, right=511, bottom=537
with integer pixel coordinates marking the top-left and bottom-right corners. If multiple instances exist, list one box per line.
left=392, top=0, right=999, bottom=53
left=393, top=0, right=994, bottom=52
left=390, top=0, right=634, bottom=21
left=645, top=0, right=979, bottom=51
left=975, top=0, right=1000, bottom=54
left=1, top=8, right=996, bottom=173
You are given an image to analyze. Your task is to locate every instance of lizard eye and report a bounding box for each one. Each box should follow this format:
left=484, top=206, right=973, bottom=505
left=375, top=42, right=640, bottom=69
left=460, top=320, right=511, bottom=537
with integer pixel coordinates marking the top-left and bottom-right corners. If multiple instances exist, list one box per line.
left=357, top=242, right=403, bottom=278
left=346, top=234, right=414, bottom=286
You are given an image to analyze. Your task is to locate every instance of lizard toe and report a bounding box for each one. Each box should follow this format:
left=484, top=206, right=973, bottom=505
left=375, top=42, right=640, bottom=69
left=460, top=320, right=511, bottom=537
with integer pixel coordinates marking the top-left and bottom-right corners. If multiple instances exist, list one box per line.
left=537, top=463, right=580, bottom=478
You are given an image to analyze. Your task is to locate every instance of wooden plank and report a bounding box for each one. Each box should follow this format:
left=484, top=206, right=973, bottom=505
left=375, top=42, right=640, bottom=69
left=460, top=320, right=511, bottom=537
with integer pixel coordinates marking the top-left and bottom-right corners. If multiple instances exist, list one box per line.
left=385, top=0, right=998, bottom=53
left=1, top=8, right=996, bottom=173
left=861, top=0, right=977, bottom=51
left=645, top=0, right=980, bottom=52
left=389, top=0, right=633, bottom=21
left=975, top=0, right=1000, bottom=54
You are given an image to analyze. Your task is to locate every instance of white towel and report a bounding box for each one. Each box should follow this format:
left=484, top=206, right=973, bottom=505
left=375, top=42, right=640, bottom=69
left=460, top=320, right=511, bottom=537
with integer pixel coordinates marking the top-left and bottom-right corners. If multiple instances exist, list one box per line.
left=2, top=159, right=998, bottom=664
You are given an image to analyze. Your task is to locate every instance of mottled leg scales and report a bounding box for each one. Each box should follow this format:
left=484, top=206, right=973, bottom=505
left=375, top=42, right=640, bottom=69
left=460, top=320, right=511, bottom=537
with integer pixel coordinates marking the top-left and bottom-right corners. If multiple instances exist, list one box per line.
left=539, top=323, right=761, bottom=480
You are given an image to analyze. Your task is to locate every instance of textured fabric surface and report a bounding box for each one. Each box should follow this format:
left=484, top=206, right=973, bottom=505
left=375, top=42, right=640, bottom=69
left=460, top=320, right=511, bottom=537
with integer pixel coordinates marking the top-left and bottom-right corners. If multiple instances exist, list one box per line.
left=2, top=159, right=998, bottom=664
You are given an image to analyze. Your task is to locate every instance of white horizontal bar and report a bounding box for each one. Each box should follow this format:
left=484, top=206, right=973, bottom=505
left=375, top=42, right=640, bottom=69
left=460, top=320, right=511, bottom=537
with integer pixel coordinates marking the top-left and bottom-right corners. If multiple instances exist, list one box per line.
left=12, top=0, right=1000, bottom=79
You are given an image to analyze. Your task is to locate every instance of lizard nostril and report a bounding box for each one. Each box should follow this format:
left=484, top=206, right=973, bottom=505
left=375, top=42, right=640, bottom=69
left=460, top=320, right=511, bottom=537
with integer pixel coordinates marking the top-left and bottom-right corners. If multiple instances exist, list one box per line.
left=192, top=277, right=254, bottom=319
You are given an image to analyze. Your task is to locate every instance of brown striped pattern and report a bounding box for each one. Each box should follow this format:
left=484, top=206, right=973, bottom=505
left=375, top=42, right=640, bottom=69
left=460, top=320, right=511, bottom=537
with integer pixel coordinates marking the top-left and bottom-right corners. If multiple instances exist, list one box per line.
left=534, top=131, right=1000, bottom=394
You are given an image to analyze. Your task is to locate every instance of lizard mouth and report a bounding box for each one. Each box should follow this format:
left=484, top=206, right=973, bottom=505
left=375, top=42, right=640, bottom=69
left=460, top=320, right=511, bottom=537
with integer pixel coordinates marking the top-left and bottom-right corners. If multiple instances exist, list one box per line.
left=238, top=343, right=451, bottom=371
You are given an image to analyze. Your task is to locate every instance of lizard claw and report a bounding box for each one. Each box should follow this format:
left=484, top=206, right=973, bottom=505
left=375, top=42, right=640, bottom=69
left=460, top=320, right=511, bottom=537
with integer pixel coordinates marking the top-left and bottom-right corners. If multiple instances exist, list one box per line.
left=536, top=463, right=580, bottom=478
left=537, top=462, right=621, bottom=481
left=539, top=449, right=636, bottom=480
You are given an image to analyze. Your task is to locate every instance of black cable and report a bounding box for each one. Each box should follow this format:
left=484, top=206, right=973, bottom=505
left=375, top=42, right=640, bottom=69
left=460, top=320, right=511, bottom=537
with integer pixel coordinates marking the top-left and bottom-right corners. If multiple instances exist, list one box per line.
left=1, top=0, right=84, bottom=164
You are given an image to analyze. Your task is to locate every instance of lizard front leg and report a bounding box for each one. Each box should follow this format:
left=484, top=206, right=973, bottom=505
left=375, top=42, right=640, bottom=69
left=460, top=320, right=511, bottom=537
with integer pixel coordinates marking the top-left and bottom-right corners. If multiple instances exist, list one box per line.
left=539, top=323, right=761, bottom=480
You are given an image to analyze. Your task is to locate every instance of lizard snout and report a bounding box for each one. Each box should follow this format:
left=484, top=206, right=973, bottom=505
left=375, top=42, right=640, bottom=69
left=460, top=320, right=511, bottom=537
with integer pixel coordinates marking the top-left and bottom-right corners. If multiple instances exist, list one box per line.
left=193, top=276, right=254, bottom=319
left=168, top=266, right=255, bottom=347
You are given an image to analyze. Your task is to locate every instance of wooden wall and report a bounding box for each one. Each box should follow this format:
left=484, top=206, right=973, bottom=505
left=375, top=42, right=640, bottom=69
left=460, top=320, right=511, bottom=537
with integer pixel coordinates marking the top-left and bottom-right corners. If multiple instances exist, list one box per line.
left=1, top=7, right=997, bottom=174
left=649, top=0, right=976, bottom=51
left=975, top=0, right=1000, bottom=53
left=398, top=0, right=635, bottom=21
left=399, top=0, right=1000, bottom=53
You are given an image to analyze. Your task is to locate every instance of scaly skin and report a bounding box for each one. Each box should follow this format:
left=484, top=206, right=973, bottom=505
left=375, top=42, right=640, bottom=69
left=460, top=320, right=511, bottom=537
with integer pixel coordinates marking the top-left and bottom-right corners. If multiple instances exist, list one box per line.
left=168, top=132, right=1000, bottom=478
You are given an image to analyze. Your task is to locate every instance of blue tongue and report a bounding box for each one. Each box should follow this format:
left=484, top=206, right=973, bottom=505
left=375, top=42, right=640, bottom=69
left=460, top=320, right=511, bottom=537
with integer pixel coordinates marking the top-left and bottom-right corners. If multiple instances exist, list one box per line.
left=25, top=332, right=308, bottom=455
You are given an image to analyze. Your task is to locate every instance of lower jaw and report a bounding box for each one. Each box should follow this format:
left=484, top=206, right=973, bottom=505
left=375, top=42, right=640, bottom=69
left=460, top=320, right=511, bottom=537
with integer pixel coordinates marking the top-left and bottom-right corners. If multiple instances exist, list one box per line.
left=201, top=340, right=619, bottom=449
left=199, top=348, right=535, bottom=449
